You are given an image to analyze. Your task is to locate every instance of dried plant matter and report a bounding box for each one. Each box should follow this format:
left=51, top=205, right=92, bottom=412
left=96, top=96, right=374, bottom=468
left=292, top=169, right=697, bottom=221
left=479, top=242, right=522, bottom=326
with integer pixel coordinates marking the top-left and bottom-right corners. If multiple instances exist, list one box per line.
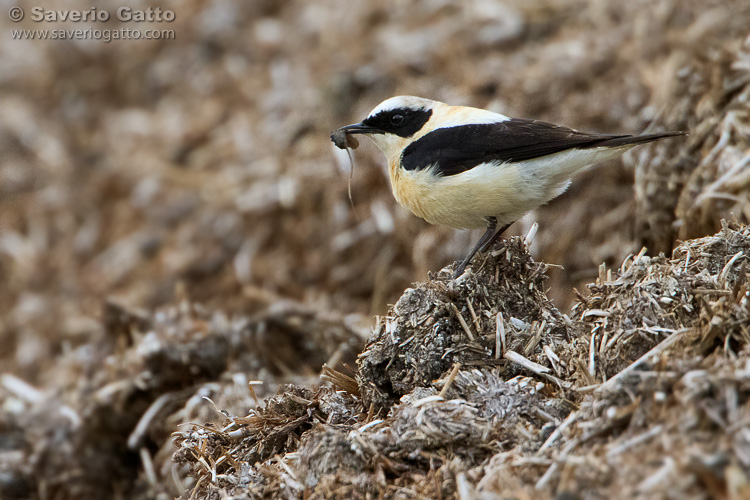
left=576, top=221, right=750, bottom=383
left=3, top=0, right=750, bottom=499
left=0, top=297, right=363, bottom=500
left=172, top=223, right=750, bottom=499
left=357, top=235, right=569, bottom=410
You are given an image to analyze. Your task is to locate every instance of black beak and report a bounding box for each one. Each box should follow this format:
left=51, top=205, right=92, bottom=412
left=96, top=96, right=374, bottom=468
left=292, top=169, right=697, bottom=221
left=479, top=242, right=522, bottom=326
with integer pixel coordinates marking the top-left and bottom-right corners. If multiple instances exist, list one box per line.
left=337, top=122, right=383, bottom=135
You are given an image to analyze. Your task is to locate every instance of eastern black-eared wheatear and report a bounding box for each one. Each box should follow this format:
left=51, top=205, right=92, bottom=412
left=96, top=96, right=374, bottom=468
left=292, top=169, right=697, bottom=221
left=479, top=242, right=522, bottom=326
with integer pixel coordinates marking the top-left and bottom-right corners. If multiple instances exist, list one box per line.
left=332, top=96, right=684, bottom=277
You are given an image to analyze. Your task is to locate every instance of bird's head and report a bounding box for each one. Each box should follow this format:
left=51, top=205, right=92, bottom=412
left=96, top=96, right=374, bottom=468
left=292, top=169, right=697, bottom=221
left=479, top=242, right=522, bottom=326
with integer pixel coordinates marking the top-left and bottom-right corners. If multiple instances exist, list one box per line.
left=335, top=96, right=509, bottom=162
left=336, top=96, right=436, bottom=160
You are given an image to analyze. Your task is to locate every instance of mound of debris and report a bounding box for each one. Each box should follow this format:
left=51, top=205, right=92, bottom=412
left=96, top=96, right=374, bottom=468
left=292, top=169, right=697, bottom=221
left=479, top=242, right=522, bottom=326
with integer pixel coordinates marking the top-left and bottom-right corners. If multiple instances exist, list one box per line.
left=357, top=231, right=570, bottom=411
left=173, top=222, right=750, bottom=499
left=0, top=298, right=365, bottom=500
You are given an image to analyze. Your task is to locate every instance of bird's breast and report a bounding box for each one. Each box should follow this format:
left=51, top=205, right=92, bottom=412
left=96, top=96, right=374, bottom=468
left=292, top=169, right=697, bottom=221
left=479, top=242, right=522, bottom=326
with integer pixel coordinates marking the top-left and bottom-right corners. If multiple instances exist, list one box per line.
left=388, top=160, right=531, bottom=229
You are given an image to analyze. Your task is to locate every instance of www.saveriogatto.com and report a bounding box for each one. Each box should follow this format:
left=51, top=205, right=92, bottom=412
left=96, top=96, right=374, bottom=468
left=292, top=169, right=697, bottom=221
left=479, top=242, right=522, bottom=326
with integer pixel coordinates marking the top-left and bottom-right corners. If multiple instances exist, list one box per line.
left=7, top=5, right=176, bottom=43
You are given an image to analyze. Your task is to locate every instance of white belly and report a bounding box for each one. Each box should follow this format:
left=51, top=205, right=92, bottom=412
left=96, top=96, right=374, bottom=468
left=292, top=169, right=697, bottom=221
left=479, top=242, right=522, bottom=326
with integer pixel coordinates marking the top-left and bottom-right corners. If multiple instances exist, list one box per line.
left=389, top=147, right=627, bottom=229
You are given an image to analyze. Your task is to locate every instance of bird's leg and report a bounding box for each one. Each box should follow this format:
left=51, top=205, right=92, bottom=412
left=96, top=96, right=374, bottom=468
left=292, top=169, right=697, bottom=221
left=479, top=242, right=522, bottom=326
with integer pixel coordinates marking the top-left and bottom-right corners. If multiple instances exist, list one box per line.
left=453, top=220, right=516, bottom=278
left=479, top=221, right=514, bottom=252
left=453, top=217, right=497, bottom=278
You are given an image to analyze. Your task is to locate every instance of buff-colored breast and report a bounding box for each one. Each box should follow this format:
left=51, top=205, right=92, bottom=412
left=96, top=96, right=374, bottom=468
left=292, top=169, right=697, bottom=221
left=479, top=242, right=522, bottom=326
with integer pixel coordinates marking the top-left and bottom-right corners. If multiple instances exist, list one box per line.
left=388, top=158, right=532, bottom=229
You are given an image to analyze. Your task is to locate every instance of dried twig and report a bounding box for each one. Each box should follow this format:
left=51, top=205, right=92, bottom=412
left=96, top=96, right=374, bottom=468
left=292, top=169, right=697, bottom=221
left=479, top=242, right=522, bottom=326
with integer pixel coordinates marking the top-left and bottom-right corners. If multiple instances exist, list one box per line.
left=466, top=298, right=481, bottom=332
left=321, top=363, right=360, bottom=396
left=496, top=312, right=505, bottom=359
left=536, top=411, right=578, bottom=455
left=451, top=303, right=476, bottom=341
left=606, top=425, right=665, bottom=460
left=438, top=362, right=462, bottom=399
left=504, top=350, right=550, bottom=375
left=595, top=329, right=690, bottom=394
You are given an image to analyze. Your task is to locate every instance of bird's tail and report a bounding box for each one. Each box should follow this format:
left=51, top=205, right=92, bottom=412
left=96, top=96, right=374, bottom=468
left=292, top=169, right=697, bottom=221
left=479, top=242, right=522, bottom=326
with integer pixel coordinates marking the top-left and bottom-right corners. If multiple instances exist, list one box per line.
left=541, top=130, right=687, bottom=187
left=593, top=131, right=688, bottom=149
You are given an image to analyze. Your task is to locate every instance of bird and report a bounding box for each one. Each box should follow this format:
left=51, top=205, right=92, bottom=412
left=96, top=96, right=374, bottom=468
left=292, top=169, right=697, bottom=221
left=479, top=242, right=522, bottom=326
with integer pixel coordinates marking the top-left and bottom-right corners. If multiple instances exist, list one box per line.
left=332, top=96, right=685, bottom=278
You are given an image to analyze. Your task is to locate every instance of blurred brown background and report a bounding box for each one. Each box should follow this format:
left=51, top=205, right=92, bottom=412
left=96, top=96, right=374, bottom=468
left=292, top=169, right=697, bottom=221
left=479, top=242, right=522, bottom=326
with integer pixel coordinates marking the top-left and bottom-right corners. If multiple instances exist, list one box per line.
left=2, top=0, right=749, bottom=381
left=1, top=1, right=750, bottom=497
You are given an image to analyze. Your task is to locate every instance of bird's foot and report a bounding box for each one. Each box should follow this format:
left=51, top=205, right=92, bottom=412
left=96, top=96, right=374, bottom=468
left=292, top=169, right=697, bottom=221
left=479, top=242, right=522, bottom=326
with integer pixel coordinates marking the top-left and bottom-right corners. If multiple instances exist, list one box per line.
left=452, top=262, right=468, bottom=279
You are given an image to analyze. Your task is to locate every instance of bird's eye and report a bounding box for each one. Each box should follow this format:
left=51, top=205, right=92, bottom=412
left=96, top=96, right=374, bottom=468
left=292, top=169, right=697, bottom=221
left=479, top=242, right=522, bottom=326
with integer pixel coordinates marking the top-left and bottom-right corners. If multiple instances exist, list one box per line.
left=390, top=114, right=404, bottom=126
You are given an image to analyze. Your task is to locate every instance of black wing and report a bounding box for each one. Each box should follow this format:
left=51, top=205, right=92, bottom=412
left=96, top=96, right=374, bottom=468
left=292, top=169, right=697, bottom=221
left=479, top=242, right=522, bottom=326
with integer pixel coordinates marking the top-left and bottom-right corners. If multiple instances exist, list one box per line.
left=401, top=119, right=639, bottom=177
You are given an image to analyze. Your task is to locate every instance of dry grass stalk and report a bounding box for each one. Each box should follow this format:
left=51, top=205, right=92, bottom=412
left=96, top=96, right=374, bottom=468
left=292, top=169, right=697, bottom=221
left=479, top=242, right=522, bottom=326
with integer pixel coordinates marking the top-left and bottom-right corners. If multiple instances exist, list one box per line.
left=504, top=351, right=551, bottom=378
left=451, top=302, right=476, bottom=342
left=595, top=328, right=690, bottom=394
left=496, top=312, right=506, bottom=359
left=437, top=362, right=462, bottom=399
left=321, top=363, right=360, bottom=396
left=466, top=298, right=482, bottom=332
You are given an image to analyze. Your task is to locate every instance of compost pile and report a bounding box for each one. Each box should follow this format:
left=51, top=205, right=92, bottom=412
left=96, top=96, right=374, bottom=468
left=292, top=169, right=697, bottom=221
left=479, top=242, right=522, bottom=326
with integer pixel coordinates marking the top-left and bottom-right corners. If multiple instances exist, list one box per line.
left=173, top=223, right=750, bottom=499
left=2, top=0, right=750, bottom=499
